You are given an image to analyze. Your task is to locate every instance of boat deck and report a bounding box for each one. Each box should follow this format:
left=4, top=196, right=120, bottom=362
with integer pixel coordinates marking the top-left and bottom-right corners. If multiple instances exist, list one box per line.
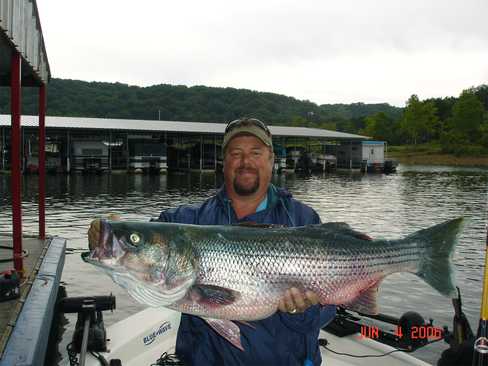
left=0, top=235, right=66, bottom=365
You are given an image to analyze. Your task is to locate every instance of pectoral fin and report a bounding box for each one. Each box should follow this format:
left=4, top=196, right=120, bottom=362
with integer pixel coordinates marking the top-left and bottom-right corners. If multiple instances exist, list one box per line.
left=342, top=280, right=382, bottom=315
left=189, top=285, right=241, bottom=307
left=203, top=318, right=244, bottom=351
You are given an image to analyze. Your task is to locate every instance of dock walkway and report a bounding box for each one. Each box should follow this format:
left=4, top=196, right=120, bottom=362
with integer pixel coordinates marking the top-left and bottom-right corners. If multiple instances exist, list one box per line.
left=0, top=235, right=66, bottom=366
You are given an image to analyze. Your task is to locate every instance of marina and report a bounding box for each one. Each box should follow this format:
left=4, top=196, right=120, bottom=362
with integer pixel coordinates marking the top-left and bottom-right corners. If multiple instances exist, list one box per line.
left=0, top=114, right=399, bottom=174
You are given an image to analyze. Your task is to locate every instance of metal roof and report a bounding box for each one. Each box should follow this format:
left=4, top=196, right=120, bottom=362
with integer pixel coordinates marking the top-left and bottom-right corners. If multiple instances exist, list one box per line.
left=0, top=114, right=369, bottom=140
left=0, top=0, right=51, bottom=86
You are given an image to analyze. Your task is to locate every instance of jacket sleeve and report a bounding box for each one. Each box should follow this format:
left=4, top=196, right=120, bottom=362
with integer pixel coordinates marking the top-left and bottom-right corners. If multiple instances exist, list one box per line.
left=288, top=198, right=322, bottom=226
left=279, top=304, right=336, bottom=331
left=281, top=304, right=336, bottom=332
left=318, top=304, right=337, bottom=327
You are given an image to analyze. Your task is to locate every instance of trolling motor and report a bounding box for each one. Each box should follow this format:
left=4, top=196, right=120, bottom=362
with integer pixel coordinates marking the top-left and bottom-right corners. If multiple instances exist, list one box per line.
left=60, top=295, right=116, bottom=366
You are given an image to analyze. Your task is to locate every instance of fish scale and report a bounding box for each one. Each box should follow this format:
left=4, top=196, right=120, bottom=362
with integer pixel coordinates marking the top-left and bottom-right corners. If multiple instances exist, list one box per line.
left=169, top=227, right=431, bottom=320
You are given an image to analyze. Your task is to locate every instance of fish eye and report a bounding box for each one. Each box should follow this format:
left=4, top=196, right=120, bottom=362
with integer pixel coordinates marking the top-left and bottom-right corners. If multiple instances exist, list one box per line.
left=129, top=232, right=142, bottom=246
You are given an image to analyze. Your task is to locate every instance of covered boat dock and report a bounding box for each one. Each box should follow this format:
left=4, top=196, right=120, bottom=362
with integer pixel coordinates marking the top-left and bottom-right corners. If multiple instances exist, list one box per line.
left=0, top=115, right=370, bottom=173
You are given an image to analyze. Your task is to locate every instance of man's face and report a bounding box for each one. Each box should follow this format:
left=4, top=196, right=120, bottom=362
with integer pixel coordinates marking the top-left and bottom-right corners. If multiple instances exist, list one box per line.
left=223, top=135, right=274, bottom=197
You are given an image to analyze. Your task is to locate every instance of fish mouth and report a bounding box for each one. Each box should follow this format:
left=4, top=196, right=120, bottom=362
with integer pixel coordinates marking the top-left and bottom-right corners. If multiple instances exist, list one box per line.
left=85, top=220, right=128, bottom=264
left=81, top=249, right=129, bottom=278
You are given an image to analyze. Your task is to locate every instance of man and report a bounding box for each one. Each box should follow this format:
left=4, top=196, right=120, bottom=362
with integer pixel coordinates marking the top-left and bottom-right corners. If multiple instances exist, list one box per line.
left=88, top=117, right=336, bottom=365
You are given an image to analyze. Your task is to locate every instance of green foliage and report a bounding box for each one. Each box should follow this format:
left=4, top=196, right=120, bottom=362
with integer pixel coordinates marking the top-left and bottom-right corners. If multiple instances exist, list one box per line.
left=316, top=121, right=337, bottom=131
left=400, top=95, right=439, bottom=144
left=319, top=102, right=402, bottom=121
left=447, top=90, right=484, bottom=142
left=439, top=89, right=487, bottom=154
left=468, top=84, right=488, bottom=110
left=0, top=79, right=402, bottom=128
left=289, top=115, right=308, bottom=127
left=360, top=112, right=406, bottom=144
left=481, top=120, right=488, bottom=148
left=424, top=96, right=456, bottom=135
left=361, top=112, right=392, bottom=140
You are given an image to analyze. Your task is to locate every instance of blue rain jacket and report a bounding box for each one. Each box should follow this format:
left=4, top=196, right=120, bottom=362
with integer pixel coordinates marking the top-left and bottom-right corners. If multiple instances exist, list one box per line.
left=155, top=184, right=336, bottom=366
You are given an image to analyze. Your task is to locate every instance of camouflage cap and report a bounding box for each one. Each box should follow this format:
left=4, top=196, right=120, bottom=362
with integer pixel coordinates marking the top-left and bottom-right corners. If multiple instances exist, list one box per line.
left=222, top=118, right=273, bottom=152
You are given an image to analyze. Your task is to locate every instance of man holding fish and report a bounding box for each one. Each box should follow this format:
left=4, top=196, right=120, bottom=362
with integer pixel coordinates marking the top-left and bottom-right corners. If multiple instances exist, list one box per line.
left=89, top=117, right=338, bottom=365
left=87, top=117, right=461, bottom=366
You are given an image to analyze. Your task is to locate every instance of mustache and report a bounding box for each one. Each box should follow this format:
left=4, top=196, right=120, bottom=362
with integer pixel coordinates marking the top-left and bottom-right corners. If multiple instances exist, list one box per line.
left=236, top=167, right=258, bottom=174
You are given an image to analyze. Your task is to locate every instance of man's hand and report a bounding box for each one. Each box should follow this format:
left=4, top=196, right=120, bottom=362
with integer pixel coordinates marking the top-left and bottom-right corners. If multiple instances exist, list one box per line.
left=87, top=214, right=121, bottom=250
left=278, top=288, right=319, bottom=314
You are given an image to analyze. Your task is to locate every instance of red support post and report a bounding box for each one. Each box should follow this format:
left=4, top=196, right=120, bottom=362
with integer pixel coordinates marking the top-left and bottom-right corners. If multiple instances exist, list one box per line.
left=10, top=51, right=23, bottom=273
left=39, top=84, right=46, bottom=240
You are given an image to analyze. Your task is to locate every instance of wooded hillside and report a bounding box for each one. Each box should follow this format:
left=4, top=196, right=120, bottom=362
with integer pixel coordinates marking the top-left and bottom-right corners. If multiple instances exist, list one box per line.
left=0, top=78, right=401, bottom=128
left=1, top=78, right=487, bottom=154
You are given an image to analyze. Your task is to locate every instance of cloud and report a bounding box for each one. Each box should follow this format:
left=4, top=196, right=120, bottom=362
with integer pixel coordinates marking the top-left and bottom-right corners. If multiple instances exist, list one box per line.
left=37, top=0, right=488, bottom=106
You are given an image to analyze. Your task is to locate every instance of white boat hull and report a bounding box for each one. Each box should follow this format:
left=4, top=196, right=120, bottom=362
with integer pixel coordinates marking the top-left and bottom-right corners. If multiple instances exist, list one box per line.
left=80, top=307, right=431, bottom=366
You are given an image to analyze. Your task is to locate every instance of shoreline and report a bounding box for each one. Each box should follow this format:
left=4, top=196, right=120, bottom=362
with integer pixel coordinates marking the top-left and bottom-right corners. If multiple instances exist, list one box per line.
left=387, top=152, right=488, bottom=166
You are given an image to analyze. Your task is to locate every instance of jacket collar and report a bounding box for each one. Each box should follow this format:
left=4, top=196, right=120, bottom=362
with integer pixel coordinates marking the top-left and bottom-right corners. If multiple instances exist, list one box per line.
left=216, top=183, right=292, bottom=221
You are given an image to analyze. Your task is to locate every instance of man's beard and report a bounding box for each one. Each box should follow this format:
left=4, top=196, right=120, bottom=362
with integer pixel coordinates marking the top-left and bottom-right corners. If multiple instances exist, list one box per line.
left=233, top=170, right=260, bottom=196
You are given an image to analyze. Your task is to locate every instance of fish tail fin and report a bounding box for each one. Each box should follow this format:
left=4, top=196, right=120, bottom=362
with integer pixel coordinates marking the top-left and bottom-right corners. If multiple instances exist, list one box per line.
left=410, top=217, right=464, bottom=297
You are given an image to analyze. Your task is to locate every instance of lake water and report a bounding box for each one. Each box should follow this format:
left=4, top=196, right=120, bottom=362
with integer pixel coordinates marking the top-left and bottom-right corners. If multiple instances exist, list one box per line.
left=1, top=165, right=487, bottom=365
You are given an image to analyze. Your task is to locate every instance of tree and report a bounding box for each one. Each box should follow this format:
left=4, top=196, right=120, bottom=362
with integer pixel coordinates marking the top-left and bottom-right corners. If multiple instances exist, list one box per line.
left=448, top=90, right=485, bottom=143
left=479, top=118, right=488, bottom=148
left=290, top=116, right=307, bottom=127
left=469, top=84, right=488, bottom=110
left=400, top=95, right=439, bottom=144
left=361, top=112, right=394, bottom=141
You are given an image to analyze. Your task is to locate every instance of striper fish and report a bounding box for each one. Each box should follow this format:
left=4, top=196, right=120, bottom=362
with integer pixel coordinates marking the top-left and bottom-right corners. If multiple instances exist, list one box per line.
left=83, top=218, right=464, bottom=350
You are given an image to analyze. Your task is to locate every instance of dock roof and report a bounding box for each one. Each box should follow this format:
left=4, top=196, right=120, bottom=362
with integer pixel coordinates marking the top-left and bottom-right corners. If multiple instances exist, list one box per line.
left=0, top=0, right=51, bottom=86
left=0, top=115, right=369, bottom=140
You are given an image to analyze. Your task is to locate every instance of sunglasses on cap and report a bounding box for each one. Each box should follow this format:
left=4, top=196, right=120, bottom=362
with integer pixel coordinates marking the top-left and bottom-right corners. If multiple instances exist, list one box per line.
left=224, top=118, right=271, bottom=136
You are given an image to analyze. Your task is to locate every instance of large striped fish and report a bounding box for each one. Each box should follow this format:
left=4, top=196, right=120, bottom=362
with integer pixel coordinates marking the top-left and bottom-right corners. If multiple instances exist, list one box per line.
left=83, top=218, right=463, bottom=350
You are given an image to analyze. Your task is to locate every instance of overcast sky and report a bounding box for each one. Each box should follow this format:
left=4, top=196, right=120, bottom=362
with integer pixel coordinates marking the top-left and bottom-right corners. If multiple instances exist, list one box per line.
left=36, top=0, right=488, bottom=107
